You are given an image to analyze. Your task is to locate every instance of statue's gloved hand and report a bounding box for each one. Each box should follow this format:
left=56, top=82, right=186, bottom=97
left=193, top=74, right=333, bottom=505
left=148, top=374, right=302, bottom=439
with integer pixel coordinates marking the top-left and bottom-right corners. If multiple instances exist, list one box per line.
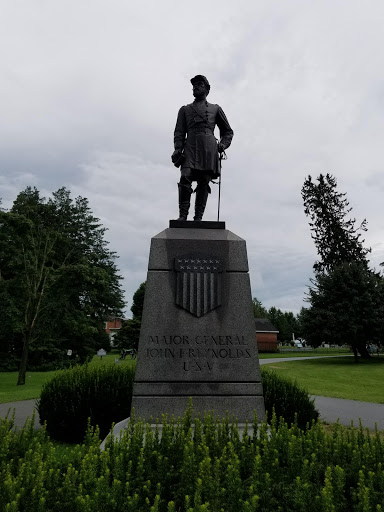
left=217, top=143, right=225, bottom=153
left=171, top=150, right=182, bottom=163
left=171, top=149, right=185, bottom=168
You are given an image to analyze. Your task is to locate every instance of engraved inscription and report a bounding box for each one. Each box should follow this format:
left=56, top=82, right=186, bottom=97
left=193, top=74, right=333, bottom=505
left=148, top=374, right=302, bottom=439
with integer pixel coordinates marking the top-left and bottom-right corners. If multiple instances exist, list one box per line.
left=146, top=334, right=252, bottom=371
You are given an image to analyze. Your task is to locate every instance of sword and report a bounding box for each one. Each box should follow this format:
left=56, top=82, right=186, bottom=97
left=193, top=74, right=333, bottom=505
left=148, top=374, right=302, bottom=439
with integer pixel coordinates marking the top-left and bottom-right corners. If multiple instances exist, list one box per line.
left=217, top=149, right=227, bottom=222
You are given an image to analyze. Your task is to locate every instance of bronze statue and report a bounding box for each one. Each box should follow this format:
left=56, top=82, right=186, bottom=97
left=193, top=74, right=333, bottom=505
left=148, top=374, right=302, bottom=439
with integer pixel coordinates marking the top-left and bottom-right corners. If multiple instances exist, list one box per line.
left=172, top=75, right=234, bottom=221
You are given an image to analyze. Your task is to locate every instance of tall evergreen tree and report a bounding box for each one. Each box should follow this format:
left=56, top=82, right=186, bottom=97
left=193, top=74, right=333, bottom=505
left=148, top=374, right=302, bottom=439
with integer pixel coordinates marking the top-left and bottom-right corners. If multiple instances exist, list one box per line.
left=130, top=282, right=146, bottom=320
left=114, top=282, right=146, bottom=352
left=301, top=174, right=383, bottom=359
left=301, top=174, right=370, bottom=273
left=0, top=187, right=125, bottom=383
left=301, top=262, right=383, bottom=360
left=252, top=297, right=269, bottom=318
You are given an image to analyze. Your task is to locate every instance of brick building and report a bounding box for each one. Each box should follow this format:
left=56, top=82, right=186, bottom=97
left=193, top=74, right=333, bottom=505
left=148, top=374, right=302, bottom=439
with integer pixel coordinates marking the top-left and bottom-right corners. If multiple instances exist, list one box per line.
left=105, top=317, right=125, bottom=342
left=255, top=318, right=279, bottom=352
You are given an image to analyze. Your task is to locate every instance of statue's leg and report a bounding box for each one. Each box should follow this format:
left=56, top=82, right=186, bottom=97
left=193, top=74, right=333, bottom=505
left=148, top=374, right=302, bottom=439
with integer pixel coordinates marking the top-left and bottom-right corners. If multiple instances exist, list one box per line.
left=194, top=174, right=211, bottom=221
left=177, top=173, right=193, bottom=221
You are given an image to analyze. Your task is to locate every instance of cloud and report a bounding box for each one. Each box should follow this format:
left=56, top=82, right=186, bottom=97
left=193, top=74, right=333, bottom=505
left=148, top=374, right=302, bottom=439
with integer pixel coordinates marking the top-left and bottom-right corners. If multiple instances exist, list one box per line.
left=1, top=0, right=384, bottom=314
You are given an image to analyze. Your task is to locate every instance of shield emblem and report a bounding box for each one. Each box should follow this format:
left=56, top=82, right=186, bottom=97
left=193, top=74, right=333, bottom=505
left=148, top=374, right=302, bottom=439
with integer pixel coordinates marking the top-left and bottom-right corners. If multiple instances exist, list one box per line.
left=175, top=254, right=223, bottom=317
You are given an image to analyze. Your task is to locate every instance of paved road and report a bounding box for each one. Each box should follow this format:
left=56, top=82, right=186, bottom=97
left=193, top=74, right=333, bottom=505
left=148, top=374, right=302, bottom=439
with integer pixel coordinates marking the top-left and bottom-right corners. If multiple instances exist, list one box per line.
left=312, top=395, right=384, bottom=430
left=259, top=354, right=353, bottom=364
left=0, top=400, right=40, bottom=428
left=1, top=355, right=383, bottom=430
left=0, top=399, right=40, bottom=429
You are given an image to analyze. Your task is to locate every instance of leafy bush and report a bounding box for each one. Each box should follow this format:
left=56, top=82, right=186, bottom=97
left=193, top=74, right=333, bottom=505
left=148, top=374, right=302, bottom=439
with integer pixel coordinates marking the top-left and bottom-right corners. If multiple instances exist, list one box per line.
left=36, top=362, right=316, bottom=443
left=1, top=412, right=384, bottom=511
left=261, top=367, right=319, bottom=429
left=37, top=362, right=135, bottom=442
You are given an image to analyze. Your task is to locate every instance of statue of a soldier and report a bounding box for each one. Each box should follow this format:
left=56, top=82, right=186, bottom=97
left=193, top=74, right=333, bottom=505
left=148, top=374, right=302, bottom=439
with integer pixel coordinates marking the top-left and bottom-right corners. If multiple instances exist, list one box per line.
left=172, top=75, right=234, bottom=221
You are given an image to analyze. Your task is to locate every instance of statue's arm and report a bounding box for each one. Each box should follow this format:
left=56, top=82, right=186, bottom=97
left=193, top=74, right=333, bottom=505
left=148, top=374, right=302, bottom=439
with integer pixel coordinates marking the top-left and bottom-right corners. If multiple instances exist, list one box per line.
left=216, top=106, right=234, bottom=151
left=173, top=106, right=187, bottom=152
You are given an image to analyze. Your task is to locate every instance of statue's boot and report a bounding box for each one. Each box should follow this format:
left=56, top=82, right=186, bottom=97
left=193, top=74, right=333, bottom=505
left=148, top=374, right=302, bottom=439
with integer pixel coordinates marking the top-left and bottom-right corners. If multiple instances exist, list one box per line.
left=193, top=183, right=210, bottom=221
left=177, top=182, right=192, bottom=221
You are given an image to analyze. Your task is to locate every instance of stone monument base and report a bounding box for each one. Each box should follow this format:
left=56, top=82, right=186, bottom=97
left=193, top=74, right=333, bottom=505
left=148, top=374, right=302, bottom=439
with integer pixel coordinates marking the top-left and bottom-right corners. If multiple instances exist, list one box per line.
left=131, top=225, right=265, bottom=423
left=169, top=220, right=226, bottom=229
left=100, top=417, right=264, bottom=450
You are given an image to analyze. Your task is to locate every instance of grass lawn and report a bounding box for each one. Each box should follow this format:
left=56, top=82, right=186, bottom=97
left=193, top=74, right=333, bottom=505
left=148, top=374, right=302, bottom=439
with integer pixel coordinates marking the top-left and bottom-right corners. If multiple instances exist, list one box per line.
left=0, top=371, right=57, bottom=404
left=1, top=350, right=382, bottom=405
left=258, top=348, right=350, bottom=359
left=0, top=354, right=135, bottom=403
left=263, top=356, right=384, bottom=403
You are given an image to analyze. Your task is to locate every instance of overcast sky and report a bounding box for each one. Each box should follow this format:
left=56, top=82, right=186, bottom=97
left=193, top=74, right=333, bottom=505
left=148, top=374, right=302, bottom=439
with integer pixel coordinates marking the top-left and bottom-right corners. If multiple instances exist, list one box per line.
left=1, top=0, right=384, bottom=315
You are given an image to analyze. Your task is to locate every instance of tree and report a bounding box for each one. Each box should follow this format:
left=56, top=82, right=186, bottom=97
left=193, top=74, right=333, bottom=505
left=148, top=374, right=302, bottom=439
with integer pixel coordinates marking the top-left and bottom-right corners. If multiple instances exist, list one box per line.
left=252, top=297, right=303, bottom=343
left=130, top=282, right=146, bottom=320
left=113, top=282, right=146, bottom=352
left=301, top=174, right=370, bottom=273
left=283, top=311, right=303, bottom=341
left=301, top=174, right=381, bottom=359
left=0, top=187, right=125, bottom=383
left=268, top=307, right=294, bottom=343
left=252, top=297, right=269, bottom=318
left=301, top=262, right=384, bottom=360
left=113, top=318, right=141, bottom=352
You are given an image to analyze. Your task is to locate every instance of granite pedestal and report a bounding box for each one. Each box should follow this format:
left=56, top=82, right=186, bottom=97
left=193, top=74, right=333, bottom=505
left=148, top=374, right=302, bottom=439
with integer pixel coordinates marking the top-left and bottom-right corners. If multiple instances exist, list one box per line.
left=131, top=224, right=265, bottom=422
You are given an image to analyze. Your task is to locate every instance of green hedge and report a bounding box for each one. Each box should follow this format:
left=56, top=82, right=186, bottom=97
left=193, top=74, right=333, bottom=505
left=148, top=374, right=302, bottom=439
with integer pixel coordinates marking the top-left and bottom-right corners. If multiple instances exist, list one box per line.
left=36, top=363, right=317, bottom=443
left=37, top=363, right=135, bottom=443
left=261, top=367, right=319, bottom=429
left=1, top=411, right=384, bottom=511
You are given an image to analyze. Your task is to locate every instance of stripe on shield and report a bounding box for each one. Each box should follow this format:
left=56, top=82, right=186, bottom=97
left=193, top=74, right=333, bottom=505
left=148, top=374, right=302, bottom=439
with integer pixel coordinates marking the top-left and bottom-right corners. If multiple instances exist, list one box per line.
left=175, top=255, right=222, bottom=317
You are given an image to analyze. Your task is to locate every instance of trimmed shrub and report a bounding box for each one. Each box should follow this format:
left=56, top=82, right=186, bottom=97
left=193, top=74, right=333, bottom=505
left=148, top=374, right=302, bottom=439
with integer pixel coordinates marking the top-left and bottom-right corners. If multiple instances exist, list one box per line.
left=1, top=412, right=384, bottom=511
left=37, top=362, right=135, bottom=443
left=37, top=362, right=317, bottom=443
left=261, top=367, right=319, bottom=428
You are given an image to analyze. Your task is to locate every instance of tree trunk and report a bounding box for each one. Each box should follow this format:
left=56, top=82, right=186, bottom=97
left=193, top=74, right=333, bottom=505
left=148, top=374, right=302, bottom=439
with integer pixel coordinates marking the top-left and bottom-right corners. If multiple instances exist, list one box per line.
left=17, top=333, right=29, bottom=385
left=352, top=345, right=359, bottom=363
left=358, top=343, right=370, bottom=359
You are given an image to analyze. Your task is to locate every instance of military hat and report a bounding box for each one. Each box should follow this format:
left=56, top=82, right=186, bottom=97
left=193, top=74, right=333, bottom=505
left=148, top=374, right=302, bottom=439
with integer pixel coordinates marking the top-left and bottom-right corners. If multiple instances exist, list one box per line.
left=190, top=75, right=210, bottom=90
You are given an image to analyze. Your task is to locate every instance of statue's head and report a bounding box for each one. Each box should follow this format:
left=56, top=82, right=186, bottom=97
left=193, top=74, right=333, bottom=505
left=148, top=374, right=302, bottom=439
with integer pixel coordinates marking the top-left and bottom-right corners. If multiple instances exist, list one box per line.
left=191, top=75, right=210, bottom=97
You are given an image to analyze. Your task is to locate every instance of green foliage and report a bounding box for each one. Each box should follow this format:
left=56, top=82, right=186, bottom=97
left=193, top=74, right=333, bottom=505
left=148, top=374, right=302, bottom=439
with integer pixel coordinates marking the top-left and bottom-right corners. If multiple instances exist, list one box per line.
left=301, top=174, right=383, bottom=359
left=131, top=281, right=146, bottom=320
left=113, top=317, right=142, bottom=351
left=252, top=297, right=302, bottom=342
left=35, top=361, right=317, bottom=444
left=268, top=306, right=302, bottom=342
left=2, top=412, right=384, bottom=511
left=114, top=281, right=146, bottom=351
left=0, top=187, right=125, bottom=381
left=301, top=173, right=370, bottom=273
left=261, top=367, right=319, bottom=429
left=37, top=363, right=135, bottom=443
left=252, top=297, right=268, bottom=318
left=301, top=262, right=384, bottom=358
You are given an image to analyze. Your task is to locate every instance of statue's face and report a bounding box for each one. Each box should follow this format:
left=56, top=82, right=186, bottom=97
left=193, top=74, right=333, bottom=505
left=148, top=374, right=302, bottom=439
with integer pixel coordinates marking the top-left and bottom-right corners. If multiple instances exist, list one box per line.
left=192, top=81, right=208, bottom=98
